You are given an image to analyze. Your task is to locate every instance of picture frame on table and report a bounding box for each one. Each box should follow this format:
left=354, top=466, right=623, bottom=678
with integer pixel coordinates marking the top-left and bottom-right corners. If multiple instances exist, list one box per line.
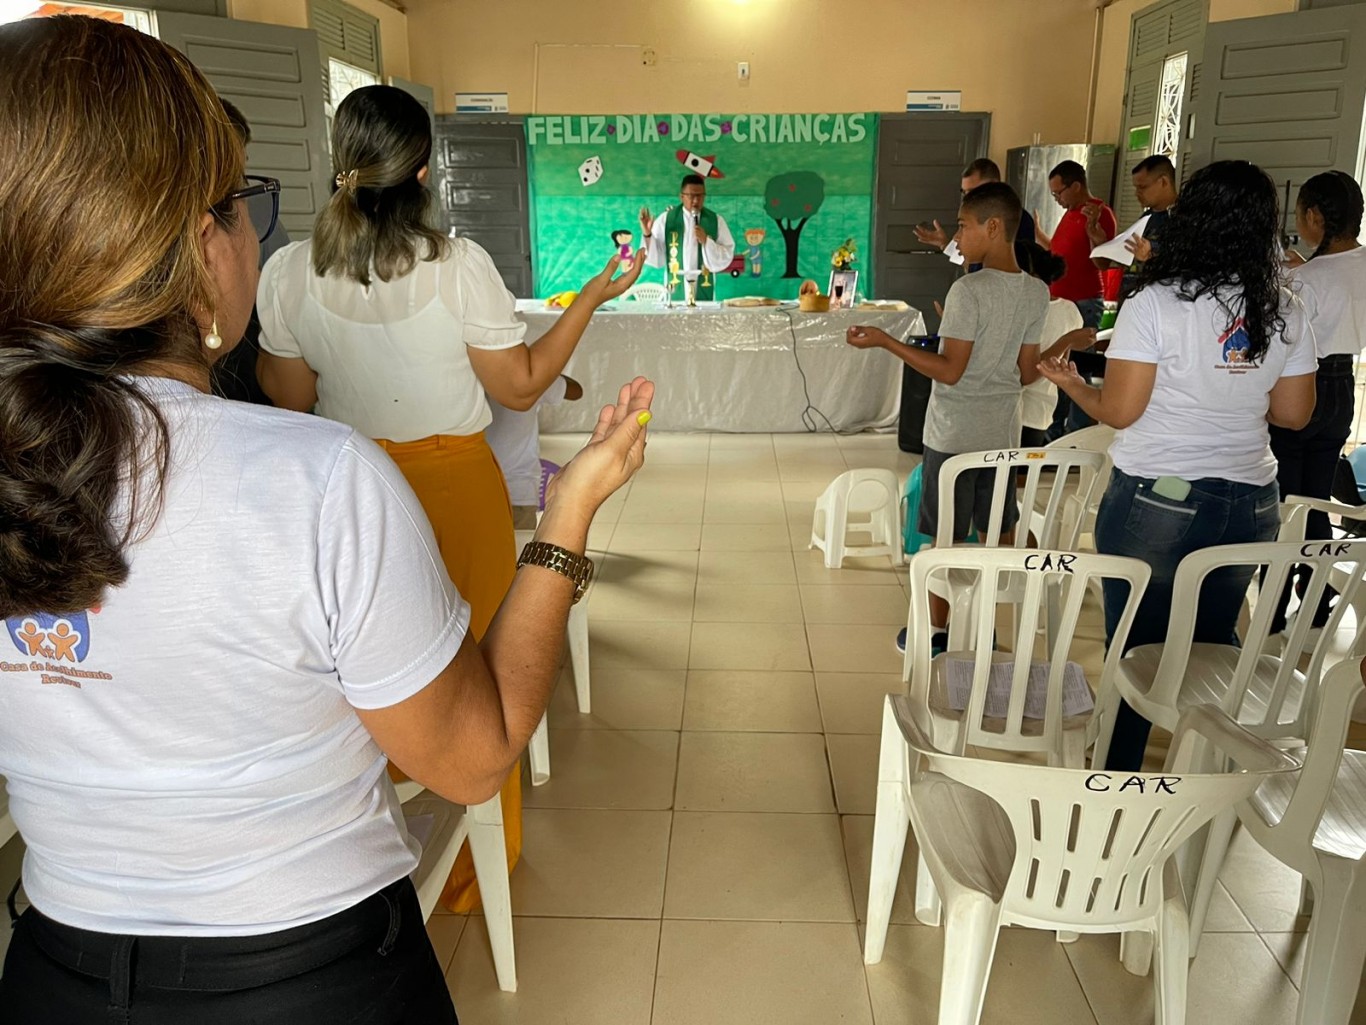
left=828, top=270, right=858, bottom=310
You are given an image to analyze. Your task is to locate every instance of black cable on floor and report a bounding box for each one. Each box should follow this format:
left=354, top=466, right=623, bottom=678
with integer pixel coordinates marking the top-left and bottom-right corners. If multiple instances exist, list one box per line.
left=783, top=308, right=848, bottom=435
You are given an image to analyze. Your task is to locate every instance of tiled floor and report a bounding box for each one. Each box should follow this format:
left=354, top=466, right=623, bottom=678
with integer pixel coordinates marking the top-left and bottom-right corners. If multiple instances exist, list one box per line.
left=424, top=431, right=1366, bottom=1025
left=0, top=431, right=1361, bottom=1023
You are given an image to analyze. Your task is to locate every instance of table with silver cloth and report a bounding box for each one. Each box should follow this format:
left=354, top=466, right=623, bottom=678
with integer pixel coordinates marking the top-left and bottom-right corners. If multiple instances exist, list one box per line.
left=517, top=303, right=926, bottom=433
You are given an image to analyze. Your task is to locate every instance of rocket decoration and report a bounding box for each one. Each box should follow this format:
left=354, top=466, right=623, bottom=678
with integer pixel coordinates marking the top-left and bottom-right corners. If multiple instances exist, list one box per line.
left=676, top=151, right=725, bottom=179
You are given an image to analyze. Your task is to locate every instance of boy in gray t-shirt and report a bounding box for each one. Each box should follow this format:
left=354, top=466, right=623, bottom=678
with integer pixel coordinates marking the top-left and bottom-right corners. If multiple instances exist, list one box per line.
left=847, top=182, right=1048, bottom=651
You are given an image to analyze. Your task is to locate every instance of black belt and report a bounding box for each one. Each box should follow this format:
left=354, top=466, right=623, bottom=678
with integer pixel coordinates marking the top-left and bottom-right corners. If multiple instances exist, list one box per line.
left=23, top=876, right=409, bottom=992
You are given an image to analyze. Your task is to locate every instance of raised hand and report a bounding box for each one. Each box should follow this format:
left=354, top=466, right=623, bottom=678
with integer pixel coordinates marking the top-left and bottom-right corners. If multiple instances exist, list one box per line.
left=914, top=220, right=950, bottom=250
left=1123, top=233, right=1151, bottom=262
left=1036, top=352, right=1086, bottom=390
left=639, top=206, right=654, bottom=236
left=545, top=377, right=655, bottom=518
left=578, top=248, right=648, bottom=304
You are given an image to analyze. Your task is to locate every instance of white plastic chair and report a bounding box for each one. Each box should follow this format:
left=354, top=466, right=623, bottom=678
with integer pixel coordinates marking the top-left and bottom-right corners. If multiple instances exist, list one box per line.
left=809, top=468, right=904, bottom=569
left=1280, top=495, right=1366, bottom=648
left=1234, top=657, right=1366, bottom=1025
left=395, top=780, right=517, bottom=991
left=864, top=695, right=1299, bottom=1025
left=903, top=546, right=1151, bottom=767
left=1090, top=539, right=1366, bottom=949
left=930, top=448, right=1109, bottom=649
left=1027, top=424, right=1116, bottom=550
left=0, top=776, right=15, bottom=850
left=624, top=282, right=667, bottom=304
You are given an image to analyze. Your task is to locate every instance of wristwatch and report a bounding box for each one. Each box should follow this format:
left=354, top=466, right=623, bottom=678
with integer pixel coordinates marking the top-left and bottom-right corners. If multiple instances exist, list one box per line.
left=517, top=541, right=594, bottom=604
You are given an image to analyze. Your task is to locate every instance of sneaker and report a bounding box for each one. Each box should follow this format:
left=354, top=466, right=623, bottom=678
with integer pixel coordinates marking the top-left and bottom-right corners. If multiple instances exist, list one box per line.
left=896, top=628, right=951, bottom=656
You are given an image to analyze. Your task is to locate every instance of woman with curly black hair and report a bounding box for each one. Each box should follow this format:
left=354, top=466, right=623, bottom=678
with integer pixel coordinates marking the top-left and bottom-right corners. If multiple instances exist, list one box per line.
left=1038, top=159, right=1318, bottom=771
left=1267, top=171, right=1365, bottom=631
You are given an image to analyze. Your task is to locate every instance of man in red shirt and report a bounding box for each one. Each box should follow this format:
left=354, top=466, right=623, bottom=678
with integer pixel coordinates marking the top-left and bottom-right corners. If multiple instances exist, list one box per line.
left=1039, top=160, right=1115, bottom=437
left=1042, top=159, right=1116, bottom=329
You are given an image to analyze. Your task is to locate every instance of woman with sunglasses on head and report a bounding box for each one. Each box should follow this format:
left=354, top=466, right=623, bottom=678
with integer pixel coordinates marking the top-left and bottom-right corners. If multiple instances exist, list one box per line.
left=0, top=17, right=652, bottom=1023
left=1038, top=159, right=1318, bottom=772
left=255, top=89, right=644, bottom=909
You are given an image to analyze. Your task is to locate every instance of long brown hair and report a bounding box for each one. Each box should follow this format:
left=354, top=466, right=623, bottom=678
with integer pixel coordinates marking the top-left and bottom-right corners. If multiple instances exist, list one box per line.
left=312, top=85, right=448, bottom=286
left=0, top=15, right=244, bottom=617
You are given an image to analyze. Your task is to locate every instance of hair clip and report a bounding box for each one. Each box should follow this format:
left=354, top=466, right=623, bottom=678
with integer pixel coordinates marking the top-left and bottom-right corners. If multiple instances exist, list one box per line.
left=335, top=169, right=359, bottom=194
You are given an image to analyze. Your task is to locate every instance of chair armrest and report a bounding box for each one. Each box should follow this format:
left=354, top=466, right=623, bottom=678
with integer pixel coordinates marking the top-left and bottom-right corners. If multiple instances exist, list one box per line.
left=1167, top=705, right=1302, bottom=775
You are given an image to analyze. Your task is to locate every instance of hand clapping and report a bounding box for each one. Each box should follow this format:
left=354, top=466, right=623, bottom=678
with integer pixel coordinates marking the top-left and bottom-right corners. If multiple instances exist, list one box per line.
left=1036, top=351, right=1085, bottom=389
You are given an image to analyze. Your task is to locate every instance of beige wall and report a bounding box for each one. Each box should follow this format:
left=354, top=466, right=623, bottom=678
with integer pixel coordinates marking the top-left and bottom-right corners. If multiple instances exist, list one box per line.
left=404, top=0, right=1102, bottom=168
left=228, top=0, right=410, bottom=79
left=1090, top=0, right=1300, bottom=149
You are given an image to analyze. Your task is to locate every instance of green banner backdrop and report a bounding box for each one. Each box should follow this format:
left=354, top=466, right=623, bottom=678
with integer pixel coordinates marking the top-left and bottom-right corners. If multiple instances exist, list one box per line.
left=526, top=113, right=878, bottom=300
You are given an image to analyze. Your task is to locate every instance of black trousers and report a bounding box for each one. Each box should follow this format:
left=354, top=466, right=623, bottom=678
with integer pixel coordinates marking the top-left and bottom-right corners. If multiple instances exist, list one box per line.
left=1268, top=356, right=1357, bottom=629
left=0, top=877, right=457, bottom=1025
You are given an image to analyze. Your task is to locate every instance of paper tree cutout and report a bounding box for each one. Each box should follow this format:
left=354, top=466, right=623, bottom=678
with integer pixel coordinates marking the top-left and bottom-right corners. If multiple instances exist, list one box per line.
left=765, top=171, right=826, bottom=278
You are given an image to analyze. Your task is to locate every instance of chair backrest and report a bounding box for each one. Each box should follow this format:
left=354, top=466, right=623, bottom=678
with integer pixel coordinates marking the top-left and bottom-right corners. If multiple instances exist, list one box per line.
left=1046, top=423, right=1116, bottom=455
left=905, top=546, right=1151, bottom=761
left=935, top=448, right=1107, bottom=549
left=893, top=695, right=1298, bottom=931
left=625, top=282, right=668, bottom=304
left=1149, top=540, right=1366, bottom=736
left=1280, top=494, right=1366, bottom=541
left=538, top=459, right=561, bottom=512
left=1243, top=656, right=1366, bottom=862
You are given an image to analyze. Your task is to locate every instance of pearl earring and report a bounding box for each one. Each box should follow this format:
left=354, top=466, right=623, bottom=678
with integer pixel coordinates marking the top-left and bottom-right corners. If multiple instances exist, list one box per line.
left=204, top=317, right=223, bottom=351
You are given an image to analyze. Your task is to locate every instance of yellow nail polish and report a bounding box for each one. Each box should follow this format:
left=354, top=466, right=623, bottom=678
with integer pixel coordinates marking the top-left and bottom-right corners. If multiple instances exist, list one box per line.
left=637, top=411, right=652, bottom=426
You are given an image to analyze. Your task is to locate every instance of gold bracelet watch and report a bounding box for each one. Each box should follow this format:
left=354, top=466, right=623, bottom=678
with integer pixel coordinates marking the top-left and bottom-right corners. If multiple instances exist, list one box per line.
left=517, top=541, right=594, bottom=604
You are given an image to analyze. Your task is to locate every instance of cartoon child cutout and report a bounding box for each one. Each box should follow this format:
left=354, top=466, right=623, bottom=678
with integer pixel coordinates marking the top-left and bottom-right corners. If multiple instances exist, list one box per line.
left=611, top=230, right=635, bottom=273
left=744, top=228, right=766, bottom=277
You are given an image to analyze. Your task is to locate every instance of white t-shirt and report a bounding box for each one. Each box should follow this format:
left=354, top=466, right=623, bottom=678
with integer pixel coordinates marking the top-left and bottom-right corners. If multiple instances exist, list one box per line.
left=1106, top=285, right=1318, bottom=485
left=258, top=238, right=526, bottom=443
left=0, top=378, right=468, bottom=936
left=1021, top=299, right=1084, bottom=430
left=486, top=376, right=570, bottom=507
left=1291, top=247, right=1366, bottom=357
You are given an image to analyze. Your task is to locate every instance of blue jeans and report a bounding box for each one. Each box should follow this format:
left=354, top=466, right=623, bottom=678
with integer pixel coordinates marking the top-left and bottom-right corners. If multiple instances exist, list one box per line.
left=1094, top=468, right=1281, bottom=770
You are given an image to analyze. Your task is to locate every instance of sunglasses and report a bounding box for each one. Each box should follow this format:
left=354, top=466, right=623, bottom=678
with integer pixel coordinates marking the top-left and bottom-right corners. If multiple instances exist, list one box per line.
left=222, top=175, right=282, bottom=243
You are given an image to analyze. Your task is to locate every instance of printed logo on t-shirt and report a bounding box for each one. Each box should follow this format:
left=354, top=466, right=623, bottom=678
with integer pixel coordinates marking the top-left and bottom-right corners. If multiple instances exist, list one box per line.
left=1216, top=319, right=1255, bottom=373
left=1, top=609, right=113, bottom=688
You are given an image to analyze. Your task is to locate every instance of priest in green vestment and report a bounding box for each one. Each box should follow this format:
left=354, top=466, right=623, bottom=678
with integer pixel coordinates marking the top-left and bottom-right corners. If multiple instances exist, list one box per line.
left=640, top=174, right=736, bottom=301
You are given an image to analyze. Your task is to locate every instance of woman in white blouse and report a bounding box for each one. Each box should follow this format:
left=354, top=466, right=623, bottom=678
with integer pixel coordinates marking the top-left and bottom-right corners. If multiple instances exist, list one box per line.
left=257, top=85, right=643, bottom=912
left=1268, top=171, right=1365, bottom=631
left=1039, top=160, right=1317, bottom=771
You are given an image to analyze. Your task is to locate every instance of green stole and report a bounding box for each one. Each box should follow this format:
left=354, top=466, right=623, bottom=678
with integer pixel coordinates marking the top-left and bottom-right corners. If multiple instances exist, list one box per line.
left=664, top=205, right=720, bottom=300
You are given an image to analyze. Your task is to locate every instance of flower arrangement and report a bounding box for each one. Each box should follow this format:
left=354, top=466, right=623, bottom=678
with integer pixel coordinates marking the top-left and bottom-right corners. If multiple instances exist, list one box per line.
left=831, top=238, right=857, bottom=271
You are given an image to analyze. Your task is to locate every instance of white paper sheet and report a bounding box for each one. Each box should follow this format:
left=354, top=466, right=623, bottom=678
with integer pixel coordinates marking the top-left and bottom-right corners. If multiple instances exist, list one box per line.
left=944, top=239, right=965, bottom=266
left=1090, top=214, right=1151, bottom=267
left=944, top=658, right=1095, bottom=720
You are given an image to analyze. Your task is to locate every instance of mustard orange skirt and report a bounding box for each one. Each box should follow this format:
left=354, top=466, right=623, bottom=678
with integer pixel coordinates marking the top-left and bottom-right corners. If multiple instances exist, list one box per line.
left=375, top=431, right=521, bottom=914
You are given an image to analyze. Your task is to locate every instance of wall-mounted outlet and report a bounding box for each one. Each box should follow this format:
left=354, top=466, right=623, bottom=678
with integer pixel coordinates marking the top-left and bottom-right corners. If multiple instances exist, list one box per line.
left=642, top=47, right=657, bottom=67
left=737, top=61, right=750, bottom=81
